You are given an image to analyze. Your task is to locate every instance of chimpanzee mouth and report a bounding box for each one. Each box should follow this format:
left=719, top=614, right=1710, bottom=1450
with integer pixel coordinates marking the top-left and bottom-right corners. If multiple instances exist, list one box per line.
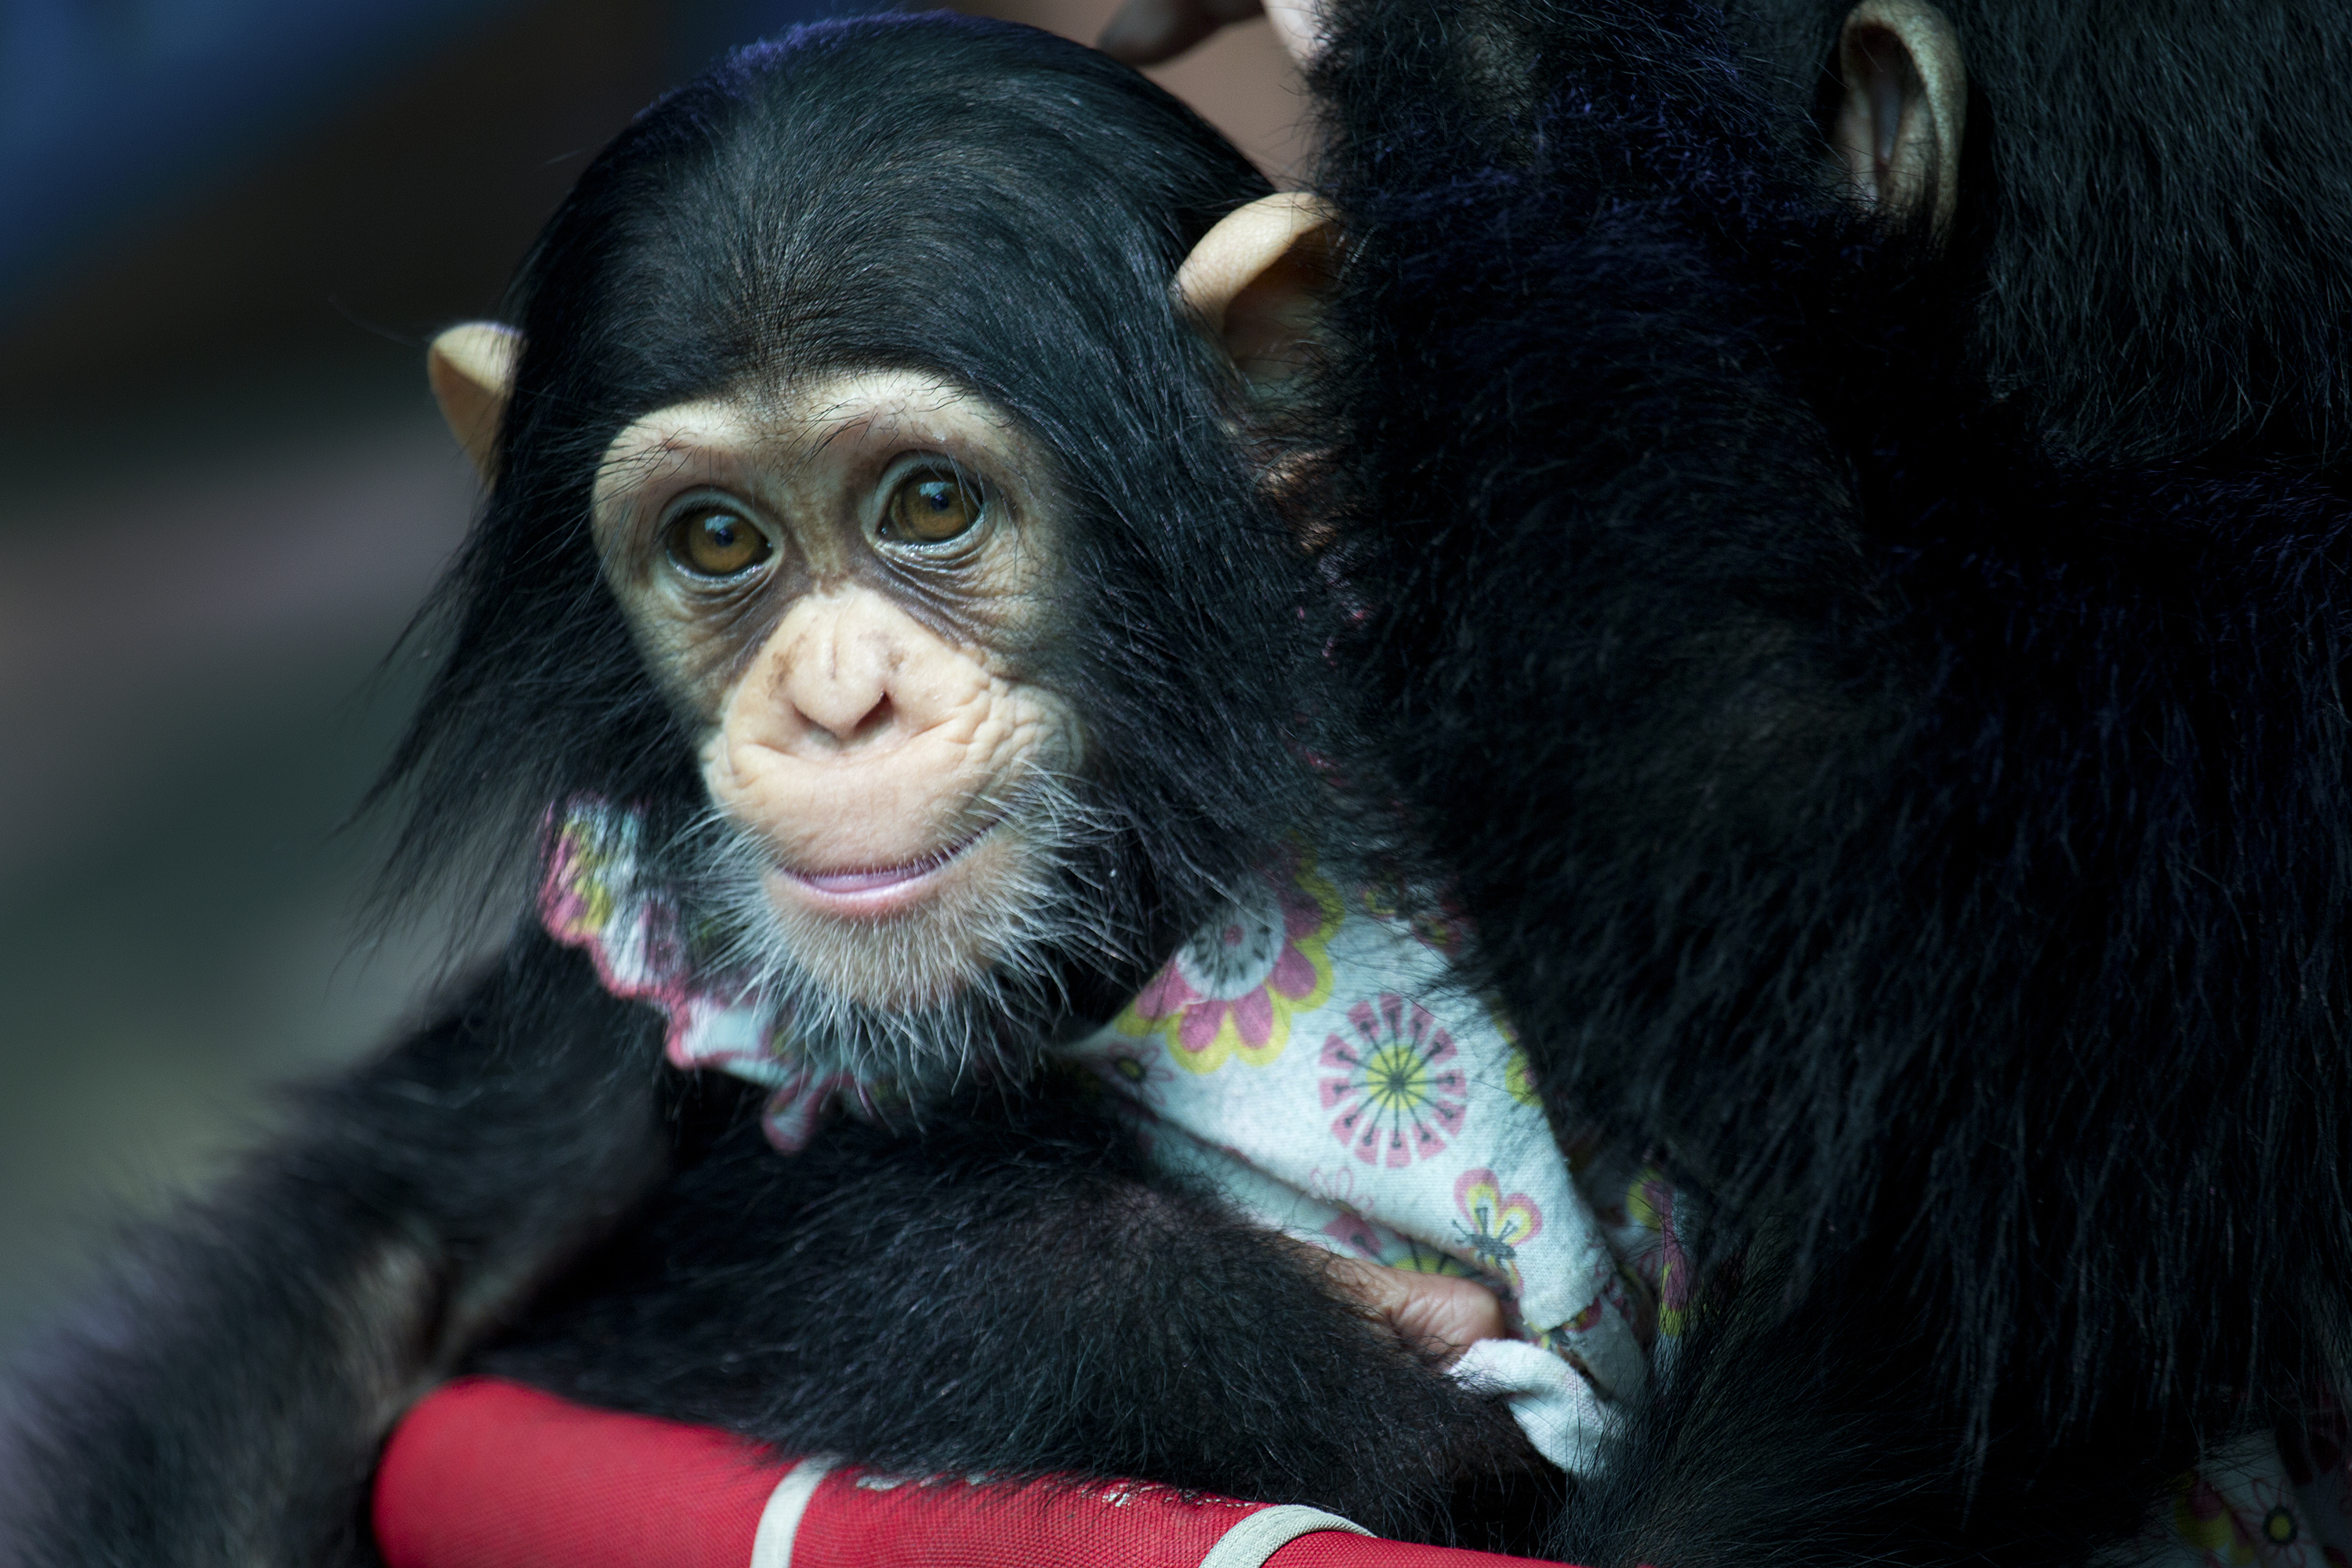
left=771, top=829, right=992, bottom=912
left=676, top=775, right=1130, bottom=1089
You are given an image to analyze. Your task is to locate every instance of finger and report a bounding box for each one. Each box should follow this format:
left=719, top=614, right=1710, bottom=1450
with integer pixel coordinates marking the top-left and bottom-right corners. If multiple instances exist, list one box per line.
left=1263, top=0, right=1323, bottom=64
left=1098, top=0, right=1221, bottom=64
left=1324, top=1256, right=1508, bottom=1367
left=1098, top=0, right=1268, bottom=64
left=1377, top=1269, right=1509, bottom=1367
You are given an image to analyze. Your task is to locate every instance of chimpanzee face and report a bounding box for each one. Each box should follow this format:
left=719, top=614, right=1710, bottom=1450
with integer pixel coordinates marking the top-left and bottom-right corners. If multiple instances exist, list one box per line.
left=588, top=370, right=1084, bottom=1014
left=419, top=155, right=1331, bottom=1090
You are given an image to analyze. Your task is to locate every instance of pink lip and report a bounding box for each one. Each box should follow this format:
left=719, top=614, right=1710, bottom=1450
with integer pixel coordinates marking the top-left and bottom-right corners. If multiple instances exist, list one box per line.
left=773, top=837, right=977, bottom=909
left=790, top=863, right=936, bottom=895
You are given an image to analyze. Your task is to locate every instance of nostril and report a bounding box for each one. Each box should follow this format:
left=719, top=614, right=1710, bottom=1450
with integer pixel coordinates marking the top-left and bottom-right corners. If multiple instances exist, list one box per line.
left=794, top=691, right=895, bottom=747
left=844, top=694, right=894, bottom=744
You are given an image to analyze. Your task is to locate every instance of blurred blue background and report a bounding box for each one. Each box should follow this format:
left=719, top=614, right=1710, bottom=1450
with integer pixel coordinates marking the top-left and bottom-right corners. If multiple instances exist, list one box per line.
left=5, top=0, right=521, bottom=305
left=0, top=0, right=1301, bottom=1350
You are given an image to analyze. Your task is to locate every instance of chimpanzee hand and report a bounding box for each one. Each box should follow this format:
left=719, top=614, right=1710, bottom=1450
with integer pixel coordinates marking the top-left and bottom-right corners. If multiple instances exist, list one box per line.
left=1096, top=0, right=1321, bottom=65
left=1316, top=1251, right=1510, bottom=1369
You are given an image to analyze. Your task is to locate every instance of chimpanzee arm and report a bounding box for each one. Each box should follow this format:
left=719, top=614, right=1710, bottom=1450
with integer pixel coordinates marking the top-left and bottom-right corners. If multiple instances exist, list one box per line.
left=0, top=929, right=670, bottom=1568
left=478, top=1083, right=1552, bottom=1549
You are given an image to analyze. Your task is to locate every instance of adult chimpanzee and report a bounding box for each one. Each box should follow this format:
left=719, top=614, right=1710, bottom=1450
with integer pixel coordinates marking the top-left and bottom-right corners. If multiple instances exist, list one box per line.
left=1171, top=0, right=2352, bottom=1566
left=0, top=16, right=1548, bottom=1568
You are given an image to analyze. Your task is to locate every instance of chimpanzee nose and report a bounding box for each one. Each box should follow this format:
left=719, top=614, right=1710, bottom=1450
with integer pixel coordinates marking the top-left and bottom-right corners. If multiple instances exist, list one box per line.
left=754, top=589, right=929, bottom=754
left=793, top=685, right=895, bottom=746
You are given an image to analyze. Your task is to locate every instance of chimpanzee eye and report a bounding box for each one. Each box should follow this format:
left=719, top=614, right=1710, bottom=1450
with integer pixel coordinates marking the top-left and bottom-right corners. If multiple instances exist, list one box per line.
left=879, top=471, right=983, bottom=545
left=666, top=507, right=771, bottom=578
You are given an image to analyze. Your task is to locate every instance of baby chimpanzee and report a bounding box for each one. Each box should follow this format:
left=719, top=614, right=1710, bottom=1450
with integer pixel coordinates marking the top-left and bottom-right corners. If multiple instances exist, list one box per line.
left=2, top=18, right=1588, bottom=1566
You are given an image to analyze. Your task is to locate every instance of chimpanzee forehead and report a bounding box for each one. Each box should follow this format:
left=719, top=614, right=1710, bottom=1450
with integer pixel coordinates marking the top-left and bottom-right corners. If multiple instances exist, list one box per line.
left=589, top=370, right=1046, bottom=517
left=517, top=16, right=1273, bottom=446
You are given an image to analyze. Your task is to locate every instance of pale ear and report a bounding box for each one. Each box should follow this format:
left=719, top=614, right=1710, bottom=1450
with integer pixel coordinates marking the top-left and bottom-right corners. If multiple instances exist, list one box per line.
left=427, top=322, right=522, bottom=481
left=1174, top=192, right=1338, bottom=390
left=1832, top=0, right=1966, bottom=235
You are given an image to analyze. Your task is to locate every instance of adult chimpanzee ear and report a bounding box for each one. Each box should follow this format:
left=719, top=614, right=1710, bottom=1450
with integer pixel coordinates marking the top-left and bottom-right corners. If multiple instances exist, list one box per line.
left=1832, top=0, right=1967, bottom=236
left=1174, top=192, right=1338, bottom=392
left=427, top=322, right=522, bottom=482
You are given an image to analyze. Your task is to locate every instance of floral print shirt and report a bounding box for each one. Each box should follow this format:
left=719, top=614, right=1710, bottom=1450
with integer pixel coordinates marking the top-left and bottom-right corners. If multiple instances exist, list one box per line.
left=2154, top=1428, right=2352, bottom=1568
left=1054, top=845, right=1661, bottom=1471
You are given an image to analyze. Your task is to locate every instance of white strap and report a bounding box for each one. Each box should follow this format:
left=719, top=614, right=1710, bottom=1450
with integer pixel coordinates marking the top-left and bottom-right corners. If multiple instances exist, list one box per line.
left=1198, top=1504, right=1373, bottom=1568
left=748, top=1457, right=835, bottom=1568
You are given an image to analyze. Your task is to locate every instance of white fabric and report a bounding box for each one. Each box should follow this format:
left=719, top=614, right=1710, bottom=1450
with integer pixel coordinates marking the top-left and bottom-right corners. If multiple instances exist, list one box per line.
left=545, top=808, right=1655, bottom=1472
left=1446, top=1338, right=1613, bottom=1473
left=541, top=804, right=877, bottom=1152
left=1057, top=848, right=1646, bottom=1469
left=548, top=803, right=2352, bottom=1557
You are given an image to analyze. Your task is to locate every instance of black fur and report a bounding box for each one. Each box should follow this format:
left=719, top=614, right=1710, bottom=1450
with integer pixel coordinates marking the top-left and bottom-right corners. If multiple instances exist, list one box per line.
left=476, top=1072, right=1538, bottom=1541
left=1307, top=0, right=2352, bottom=1563
left=1, top=932, right=671, bottom=1566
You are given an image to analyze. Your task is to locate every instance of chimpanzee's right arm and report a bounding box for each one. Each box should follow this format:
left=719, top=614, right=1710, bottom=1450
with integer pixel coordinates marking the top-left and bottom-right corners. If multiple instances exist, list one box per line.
left=0, top=927, right=672, bottom=1568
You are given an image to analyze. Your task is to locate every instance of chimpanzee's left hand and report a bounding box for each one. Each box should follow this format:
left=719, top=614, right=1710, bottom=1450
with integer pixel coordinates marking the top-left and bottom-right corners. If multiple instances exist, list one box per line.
left=1317, top=1251, right=1511, bottom=1368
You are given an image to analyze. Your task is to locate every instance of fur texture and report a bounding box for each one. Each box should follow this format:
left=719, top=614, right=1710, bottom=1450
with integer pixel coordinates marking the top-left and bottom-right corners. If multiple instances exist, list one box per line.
left=476, top=1065, right=1546, bottom=1543
left=668, top=775, right=1133, bottom=1096
left=1306, top=0, right=2352, bottom=1563
left=1, top=934, right=673, bottom=1566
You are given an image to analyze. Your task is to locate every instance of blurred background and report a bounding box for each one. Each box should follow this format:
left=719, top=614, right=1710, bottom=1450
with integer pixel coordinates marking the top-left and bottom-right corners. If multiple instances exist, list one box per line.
left=0, top=0, right=1305, bottom=1348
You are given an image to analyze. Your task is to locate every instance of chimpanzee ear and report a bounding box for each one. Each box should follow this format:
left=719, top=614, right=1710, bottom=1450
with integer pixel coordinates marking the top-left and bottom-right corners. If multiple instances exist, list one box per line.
left=1832, top=0, right=1966, bottom=235
left=427, top=322, right=522, bottom=482
left=1174, top=192, right=1338, bottom=391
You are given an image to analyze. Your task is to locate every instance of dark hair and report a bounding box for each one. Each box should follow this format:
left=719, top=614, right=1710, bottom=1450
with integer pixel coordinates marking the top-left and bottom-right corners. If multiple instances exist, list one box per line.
left=1729, top=0, right=2352, bottom=462
left=1313, top=0, right=2352, bottom=1506
left=375, top=13, right=1294, bottom=940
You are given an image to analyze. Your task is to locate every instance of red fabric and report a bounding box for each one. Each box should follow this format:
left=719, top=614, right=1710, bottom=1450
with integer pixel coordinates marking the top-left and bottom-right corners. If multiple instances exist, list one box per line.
left=374, top=1377, right=778, bottom=1568
left=1269, top=1532, right=1561, bottom=1568
left=787, top=1468, right=1258, bottom=1567
left=375, top=1377, right=1566, bottom=1568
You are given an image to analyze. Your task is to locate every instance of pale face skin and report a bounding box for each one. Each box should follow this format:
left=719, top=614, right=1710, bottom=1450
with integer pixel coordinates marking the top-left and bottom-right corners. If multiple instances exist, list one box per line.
left=590, top=371, right=1080, bottom=1003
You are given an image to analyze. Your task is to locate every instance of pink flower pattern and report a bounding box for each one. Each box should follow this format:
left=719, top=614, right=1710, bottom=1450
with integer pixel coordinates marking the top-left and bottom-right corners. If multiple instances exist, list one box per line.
left=1320, top=993, right=1469, bottom=1167
left=1117, top=852, right=1341, bottom=1073
left=553, top=801, right=2352, bottom=1526
left=1322, top=1213, right=1387, bottom=1259
left=1454, top=1167, right=1544, bottom=1297
left=538, top=799, right=867, bottom=1155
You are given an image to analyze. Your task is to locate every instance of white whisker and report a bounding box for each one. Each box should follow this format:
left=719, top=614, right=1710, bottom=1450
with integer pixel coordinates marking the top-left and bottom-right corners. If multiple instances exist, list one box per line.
left=654, top=768, right=1145, bottom=1098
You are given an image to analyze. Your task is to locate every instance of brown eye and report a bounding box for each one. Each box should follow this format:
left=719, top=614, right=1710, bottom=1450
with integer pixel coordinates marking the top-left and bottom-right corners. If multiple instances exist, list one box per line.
left=666, top=507, right=771, bottom=577
left=880, top=472, right=983, bottom=544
